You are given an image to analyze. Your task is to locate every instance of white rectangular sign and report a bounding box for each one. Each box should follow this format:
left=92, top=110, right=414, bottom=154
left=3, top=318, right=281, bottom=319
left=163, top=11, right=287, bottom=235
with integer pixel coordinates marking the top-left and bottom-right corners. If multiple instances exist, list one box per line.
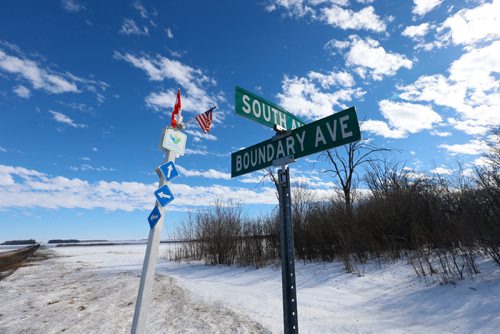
left=161, top=127, right=187, bottom=156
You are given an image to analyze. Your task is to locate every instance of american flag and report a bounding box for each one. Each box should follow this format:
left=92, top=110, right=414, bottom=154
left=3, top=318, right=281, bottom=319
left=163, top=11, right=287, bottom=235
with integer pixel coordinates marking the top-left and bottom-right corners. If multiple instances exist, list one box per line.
left=195, top=106, right=215, bottom=133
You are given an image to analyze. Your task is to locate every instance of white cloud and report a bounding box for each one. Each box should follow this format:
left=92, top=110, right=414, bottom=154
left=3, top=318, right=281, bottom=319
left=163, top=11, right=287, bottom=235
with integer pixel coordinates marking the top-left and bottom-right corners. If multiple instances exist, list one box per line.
left=430, top=166, right=453, bottom=175
left=133, top=1, right=150, bottom=20
left=69, top=164, right=116, bottom=172
left=120, top=19, right=149, bottom=36
left=412, top=0, right=443, bottom=16
left=379, top=100, right=442, bottom=133
left=114, top=52, right=221, bottom=116
left=49, top=110, right=87, bottom=128
left=13, top=85, right=31, bottom=98
left=360, top=120, right=406, bottom=139
left=430, top=130, right=452, bottom=137
left=439, top=139, right=489, bottom=155
left=60, top=0, right=85, bottom=13
left=331, top=36, right=413, bottom=80
left=0, top=146, right=7, bottom=153
left=183, top=129, right=217, bottom=141
left=265, top=0, right=316, bottom=18
left=0, top=43, right=107, bottom=97
left=361, top=100, right=442, bottom=138
left=265, top=1, right=385, bottom=32
left=321, top=5, right=386, bottom=32
left=0, top=49, right=77, bottom=93
left=176, top=166, right=230, bottom=180
left=0, top=164, right=281, bottom=211
left=402, top=23, right=431, bottom=39
left=277, top=71, right=365, bottom=120
left=437, top=0, right=500, bottom=48
left=185, top=148, right=209, bottom=156
left=166, top=28, right=174, bottom=39
left=398, top=40, right=500, bottom=135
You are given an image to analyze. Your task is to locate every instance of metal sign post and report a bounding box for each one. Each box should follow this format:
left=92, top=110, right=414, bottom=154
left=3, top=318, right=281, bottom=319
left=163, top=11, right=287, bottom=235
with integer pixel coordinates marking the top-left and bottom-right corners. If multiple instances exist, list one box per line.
left=231, top=86, right=362, bottom=334
left=274, top=155, right=299, bottom=334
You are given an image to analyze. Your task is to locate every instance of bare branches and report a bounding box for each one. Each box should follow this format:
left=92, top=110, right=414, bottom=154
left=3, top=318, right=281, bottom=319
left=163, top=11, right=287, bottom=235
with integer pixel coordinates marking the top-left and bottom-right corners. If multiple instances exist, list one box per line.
left=320, top=141, right=393, bottom=212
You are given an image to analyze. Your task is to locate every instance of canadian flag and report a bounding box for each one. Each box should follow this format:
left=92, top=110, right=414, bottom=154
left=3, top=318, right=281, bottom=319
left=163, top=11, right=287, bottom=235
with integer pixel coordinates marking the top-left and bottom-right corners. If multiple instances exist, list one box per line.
left=170, top=89, right=182, bottom=128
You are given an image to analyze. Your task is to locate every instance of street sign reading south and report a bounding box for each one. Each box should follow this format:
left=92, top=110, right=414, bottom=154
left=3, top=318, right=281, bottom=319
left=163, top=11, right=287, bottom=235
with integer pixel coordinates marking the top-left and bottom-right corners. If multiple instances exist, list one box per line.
left=161, top=127, right=187, bottom=156
left=158, top=161, right=179, bottom=182
left=148, top=205, right=162, bottom=229
left=235, top=86, right=305, bottom=130
left=231, top=107, right=361, bottom=177
left=154, top=184, right=175, bottom=207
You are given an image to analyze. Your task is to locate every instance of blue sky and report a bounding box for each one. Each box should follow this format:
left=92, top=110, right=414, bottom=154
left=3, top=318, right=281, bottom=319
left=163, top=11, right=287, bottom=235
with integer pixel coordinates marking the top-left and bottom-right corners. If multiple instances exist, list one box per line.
left=1, top=0, right=498, bottom=242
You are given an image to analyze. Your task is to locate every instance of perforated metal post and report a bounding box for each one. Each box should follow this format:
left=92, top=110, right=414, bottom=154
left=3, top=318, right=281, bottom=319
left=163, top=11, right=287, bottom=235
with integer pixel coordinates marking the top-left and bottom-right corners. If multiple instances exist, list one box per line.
left=277, top=163, right=299, bottom=334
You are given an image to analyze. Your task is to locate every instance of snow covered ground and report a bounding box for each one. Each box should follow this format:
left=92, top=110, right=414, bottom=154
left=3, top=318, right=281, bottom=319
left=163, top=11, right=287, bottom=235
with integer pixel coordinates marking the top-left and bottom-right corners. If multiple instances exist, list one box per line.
left=0, top=244, right=499, bottom=333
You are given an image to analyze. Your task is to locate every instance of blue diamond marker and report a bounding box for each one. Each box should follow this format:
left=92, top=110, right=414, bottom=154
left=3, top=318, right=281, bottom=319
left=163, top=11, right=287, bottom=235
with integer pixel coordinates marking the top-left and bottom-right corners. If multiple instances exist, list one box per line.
left=158, top=161, right=179, bottom=182
left=154, top=184, right=174, bottom=207
left=148, top=205, right=162, bottom=229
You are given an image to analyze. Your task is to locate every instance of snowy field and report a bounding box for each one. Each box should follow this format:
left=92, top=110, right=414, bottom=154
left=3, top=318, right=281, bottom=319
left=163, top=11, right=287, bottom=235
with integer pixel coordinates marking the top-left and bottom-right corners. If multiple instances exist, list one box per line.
left=0, top=244, right=499, bottom=333
left=0, top=245, right=31, bottom=253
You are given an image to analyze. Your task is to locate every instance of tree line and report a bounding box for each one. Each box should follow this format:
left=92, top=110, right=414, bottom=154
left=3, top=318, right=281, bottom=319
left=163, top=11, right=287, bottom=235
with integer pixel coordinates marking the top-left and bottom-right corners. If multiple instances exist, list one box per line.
left=166, top=129, right=499, bottom=284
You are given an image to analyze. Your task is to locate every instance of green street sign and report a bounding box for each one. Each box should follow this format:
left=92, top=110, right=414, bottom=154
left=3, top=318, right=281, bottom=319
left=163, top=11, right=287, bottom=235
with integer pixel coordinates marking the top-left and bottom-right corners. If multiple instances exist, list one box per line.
left=231, top=107, right=361, bottom=177
left=235, top=86, right=306, bottom=130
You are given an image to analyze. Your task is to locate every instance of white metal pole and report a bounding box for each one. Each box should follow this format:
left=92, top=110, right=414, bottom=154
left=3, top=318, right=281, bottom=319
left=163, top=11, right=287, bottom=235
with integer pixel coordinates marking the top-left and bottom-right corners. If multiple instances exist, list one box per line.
left=131, top=150, right=176, bottom=334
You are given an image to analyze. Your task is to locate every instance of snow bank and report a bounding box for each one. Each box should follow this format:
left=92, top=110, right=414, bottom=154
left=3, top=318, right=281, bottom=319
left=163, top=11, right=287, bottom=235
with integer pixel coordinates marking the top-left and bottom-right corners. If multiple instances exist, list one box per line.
left=1, top=244, right=499, bottom=333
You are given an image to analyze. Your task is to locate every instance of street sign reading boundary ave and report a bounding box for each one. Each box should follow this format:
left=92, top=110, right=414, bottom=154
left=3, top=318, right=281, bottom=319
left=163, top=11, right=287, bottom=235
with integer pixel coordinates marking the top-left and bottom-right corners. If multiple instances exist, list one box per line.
left=235, top=86, right=306, bottom=130
left=231, top=107, right=361, bottom=177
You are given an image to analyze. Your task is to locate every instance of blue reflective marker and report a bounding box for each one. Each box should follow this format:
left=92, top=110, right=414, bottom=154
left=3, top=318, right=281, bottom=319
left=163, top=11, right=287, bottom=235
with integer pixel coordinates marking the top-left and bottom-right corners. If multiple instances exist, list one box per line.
left=158, top=161, right=179, bottom=182
left=148, top=205, right=162, bottom=229
left=154, top=184, right=174, bottom=207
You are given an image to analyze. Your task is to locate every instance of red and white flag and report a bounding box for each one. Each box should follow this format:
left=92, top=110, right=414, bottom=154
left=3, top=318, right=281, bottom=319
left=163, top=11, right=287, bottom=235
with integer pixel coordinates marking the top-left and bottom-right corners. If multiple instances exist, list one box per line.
left=196, top=106, right=215, bottom=133
left=170, top=88, right=182, bottom=128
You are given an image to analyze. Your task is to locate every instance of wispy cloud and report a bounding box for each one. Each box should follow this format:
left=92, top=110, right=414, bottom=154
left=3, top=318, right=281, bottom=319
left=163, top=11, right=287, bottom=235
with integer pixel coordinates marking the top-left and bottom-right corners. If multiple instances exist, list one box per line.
left=276, top=70, right=364, bottom=120
left=133, top=1, right=157, bottom=26
left=13, top=85, right=31, bottom=98
left=439, top=139, right=489, bottom=155
left=0, top=164, right=279, bottom=211
left=266, top=1, right=386, bottom=32
left=412, top=0, right=443, bottom=16
left=176, top=165, right=230, bottom=180
left=60, top=0, right=85, bottom=13
left=0, top=41, right=108, bottom=98
left=183, top=129, right=217, bottom=141
left=69, top=164, right=116, bottom=172
left=120, top=19, right=149, bottom=36
left=114, top=51, right=223, bottom=118
left=326, top=35, right=413, bottom=80
left=49, top=110, right=87, bottom=128
left=166, top=27, right=174, bottom=39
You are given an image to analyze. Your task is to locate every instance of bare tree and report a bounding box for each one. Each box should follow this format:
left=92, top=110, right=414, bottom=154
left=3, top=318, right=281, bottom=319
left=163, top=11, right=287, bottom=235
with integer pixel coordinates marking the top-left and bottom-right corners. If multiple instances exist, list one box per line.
left=321, top=141, right=391, bottom=213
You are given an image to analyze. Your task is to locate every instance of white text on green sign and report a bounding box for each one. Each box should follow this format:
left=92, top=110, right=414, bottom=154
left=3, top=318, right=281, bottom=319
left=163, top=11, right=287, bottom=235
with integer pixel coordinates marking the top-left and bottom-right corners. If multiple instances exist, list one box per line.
left=231, top=107, right=361, bottom=177
left=235, top=86, right=305, bottom=130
